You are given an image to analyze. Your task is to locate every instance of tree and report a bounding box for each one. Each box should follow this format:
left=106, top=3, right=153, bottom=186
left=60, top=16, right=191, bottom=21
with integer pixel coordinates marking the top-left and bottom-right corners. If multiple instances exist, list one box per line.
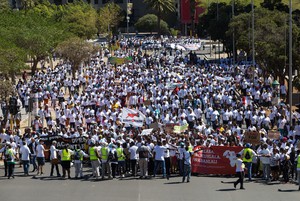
left=135, top=14, right=169, bottom=34
left=56, top=37, right=98, bottom=78
left=144, top=0, right=175, bottom=35
left=58, top=1, right=98, bottom=39
left=227, top=7, right=300, bottom=83
left=0, top=0, right=10, bottom=12
left=13, top=12, right=67, bottom=74
left=97, top=2, right=123, bottom=34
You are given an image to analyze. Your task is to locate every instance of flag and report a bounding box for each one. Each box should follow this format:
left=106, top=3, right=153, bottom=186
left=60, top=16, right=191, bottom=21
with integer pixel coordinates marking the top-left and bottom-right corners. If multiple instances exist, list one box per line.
left=181, top=0, right=191, bottom=23
left=121, top=108, right=146, bottom=127
left=242, top=96, right=250, bottom=106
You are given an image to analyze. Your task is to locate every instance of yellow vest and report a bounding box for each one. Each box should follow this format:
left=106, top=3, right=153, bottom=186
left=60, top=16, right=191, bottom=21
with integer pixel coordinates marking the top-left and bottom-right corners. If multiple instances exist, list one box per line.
left=61, top=149, right=71, bottom=161
left=89, top=147, right=98, bottom=161
left=101, top=147, right=108, bottom=160
left=116, top=147, right=125, bottom=161
left=297, top=155, right=300, bottom=169
left=242, top=148, right=253, bottom=162
left=188, top=145, right=193, bottom=152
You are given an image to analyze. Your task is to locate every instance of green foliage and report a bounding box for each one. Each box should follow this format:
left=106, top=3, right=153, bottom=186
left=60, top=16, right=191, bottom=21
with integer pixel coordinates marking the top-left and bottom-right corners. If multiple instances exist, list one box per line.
left=97, top=2, right=123, bottom=34
left=58, top=1, right=98, bottom=39
left=170, top=28, right=179, bottom=37
left=144, top=0, right=175, bottom=34
left=227, top=7, right=300, bottom=79
left=135, top=14, right=169, bottom=34
left=56, top=37, right=98, bottom=78
left=0, top=0, right=10, bottom=12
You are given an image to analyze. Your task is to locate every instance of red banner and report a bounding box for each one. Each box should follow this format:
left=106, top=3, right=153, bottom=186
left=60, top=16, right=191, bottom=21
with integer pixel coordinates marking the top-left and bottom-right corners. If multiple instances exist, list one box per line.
left=192, top=146, right=243, bottom=175
left=194, top=5, right=205, bottom=24
left=181, top=0, right=191, bottom=23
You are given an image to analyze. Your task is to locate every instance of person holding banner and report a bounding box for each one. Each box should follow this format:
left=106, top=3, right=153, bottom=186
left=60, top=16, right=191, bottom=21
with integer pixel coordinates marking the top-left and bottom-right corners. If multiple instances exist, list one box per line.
left=234, top=153, right=245, bottom=189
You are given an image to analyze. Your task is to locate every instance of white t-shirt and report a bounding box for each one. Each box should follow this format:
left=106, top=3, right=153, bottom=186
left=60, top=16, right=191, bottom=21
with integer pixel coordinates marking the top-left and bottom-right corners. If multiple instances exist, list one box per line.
left=20, top=145, right=30, bottom=161
left=153, top=145, right=167, bottom=161
left=36, top=144, right=45, bottom=157
left=128, top=145, right=138, bottom=160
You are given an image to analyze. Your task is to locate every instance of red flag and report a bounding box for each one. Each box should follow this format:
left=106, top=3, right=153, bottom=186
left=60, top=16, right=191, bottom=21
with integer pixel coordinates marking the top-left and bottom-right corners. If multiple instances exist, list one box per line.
left=181, top=0, right=191, bottom=23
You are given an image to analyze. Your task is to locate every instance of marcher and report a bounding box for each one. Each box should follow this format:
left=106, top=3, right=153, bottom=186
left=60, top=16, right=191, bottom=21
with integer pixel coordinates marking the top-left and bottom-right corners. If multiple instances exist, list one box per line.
left=73, top=148, right=88, bottom=179
left=100, top=142, right=111, bottom=179
left=59, top=144, right=73, bottom=179
left=89, top=141, right=100, bottom=180
left=19, top=141, right=30, bottom=176
left=50, top=140, right=61, bottom=177
left=240, top=143, right=256, bottom=181
left=36, top=139, right=46, bottom=175
left=182, top=144, right=193, bottom=183
left=153, top=141, right=166, bottom=179
left=5, top=143, right=18, bottom=179
left=136, top=142, right=151, bottom=179
left=296, top=150, right=300, bottom=190
left=234, top=153, right=245, bottom=189
left=116, top=142, right=126, bottom=178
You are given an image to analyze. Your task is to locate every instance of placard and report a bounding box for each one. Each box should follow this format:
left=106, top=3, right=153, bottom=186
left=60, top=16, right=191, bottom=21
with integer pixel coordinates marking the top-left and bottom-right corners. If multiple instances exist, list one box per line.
left=244, top=131, right=260, bottom=145
left=268, top=130, right=281, bottom=140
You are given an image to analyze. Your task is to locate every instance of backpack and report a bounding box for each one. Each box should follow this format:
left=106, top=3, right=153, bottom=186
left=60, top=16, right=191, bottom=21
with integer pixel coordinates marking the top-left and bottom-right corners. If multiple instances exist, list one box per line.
left=244, top=151, right=251, bottom=160
left=73, top=150, right=81, bottom=160
left=107, top=151, right=116, bottom=161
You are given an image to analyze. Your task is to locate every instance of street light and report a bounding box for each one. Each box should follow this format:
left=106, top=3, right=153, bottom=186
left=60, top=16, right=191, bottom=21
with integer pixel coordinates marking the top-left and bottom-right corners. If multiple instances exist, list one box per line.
left=232, top=0, right=235, bottom=66
left=251, top=0, right=255, bottom=66
left=288, top=0, right=293, bottom=126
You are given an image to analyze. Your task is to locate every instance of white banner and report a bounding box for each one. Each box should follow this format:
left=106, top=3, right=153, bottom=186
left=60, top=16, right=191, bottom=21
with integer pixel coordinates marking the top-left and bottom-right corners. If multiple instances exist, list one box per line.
left=141, top=129, right=153, bottom=135
left=121, top=108, right=146, bottom=127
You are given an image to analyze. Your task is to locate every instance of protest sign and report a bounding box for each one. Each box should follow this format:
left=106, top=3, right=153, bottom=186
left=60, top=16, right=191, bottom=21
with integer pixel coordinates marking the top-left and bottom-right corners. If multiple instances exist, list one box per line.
left=244, top=131, right=260, bottom=145
left=141, top=129, right=153, bottom=135
left=192, top=146, right=243, bottom=175
left=268, top=130, right=281, bottom=140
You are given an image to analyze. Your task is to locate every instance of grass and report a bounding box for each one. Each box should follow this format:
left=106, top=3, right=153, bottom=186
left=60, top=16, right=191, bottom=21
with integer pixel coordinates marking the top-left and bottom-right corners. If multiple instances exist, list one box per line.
left=198, top=0, right=300, bottom=10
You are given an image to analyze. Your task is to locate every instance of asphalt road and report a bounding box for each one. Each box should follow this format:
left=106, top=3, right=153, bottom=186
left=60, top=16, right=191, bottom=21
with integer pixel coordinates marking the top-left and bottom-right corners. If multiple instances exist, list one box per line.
left=0, top=163, right=299, bottom=201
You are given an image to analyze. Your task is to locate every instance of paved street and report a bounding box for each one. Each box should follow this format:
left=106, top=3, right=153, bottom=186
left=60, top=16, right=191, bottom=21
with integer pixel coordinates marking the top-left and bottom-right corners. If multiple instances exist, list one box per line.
left=0, top=164, right=299, bottom=201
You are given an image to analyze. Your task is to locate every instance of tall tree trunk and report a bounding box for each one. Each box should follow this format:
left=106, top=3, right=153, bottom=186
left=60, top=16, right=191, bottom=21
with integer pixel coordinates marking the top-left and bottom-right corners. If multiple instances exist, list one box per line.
left=157, top=8, right=161, bottom=36
left=31, top=58, right=38, bottom=75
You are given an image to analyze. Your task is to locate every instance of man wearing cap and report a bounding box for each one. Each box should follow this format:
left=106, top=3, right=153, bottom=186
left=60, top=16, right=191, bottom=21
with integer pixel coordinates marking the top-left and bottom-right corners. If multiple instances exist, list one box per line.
left=239, top=143, right=256, bottom=181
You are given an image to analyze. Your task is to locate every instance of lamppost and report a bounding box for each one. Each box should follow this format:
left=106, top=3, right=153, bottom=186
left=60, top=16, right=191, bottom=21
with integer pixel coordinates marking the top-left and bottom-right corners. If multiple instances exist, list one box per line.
left=232, top=0, right=235, bottom=66
left=288, top=0, right=293, bottom=126
left=251, top=0, right=255, bottom=66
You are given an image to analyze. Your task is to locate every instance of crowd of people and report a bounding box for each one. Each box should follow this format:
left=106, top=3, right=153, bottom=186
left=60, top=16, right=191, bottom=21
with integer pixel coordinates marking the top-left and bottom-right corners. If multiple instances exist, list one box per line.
left=0, top=36, right=300, bottom=190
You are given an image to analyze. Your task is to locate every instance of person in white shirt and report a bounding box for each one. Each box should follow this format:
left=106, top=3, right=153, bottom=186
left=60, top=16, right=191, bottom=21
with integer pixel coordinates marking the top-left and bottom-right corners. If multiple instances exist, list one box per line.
left=234, top=153, right=245, bottom=189
left=19, top=141, right=30, bottom=176
left=153, top=141, right=167, bottom=178
left=50, top=141, right=61, bottom=177
left=36, top=139, right=46, bottom=175
left=182, top=145, right=194, bottom=183
left=259, top=144, right=271, bottom=182
left=128, top=141, right=138, bottom=177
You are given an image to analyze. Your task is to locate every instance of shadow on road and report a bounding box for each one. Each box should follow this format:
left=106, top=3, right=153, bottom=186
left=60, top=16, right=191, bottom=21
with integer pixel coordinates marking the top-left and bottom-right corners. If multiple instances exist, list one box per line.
left=278, top=189, right=300, bottom=192
left=216, top=188, right=237, bottom=191
left=164, top=181, right=183, bottom=185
